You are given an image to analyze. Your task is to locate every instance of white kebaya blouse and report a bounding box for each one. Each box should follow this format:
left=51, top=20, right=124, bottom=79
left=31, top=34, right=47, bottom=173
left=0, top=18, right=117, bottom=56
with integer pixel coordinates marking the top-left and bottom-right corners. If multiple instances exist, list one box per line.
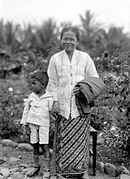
left=47, top=49, right=99, bottom=119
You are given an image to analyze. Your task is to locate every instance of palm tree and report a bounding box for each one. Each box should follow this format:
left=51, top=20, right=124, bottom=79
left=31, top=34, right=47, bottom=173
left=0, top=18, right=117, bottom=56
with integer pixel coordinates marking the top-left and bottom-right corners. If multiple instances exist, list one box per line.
left=30, top=18, right=59, bottom=55
left=0, top=20, right=5, bottom=48
left=106, top=26, right=130, bottom=54
left=80, top=11, right=101, bottom=51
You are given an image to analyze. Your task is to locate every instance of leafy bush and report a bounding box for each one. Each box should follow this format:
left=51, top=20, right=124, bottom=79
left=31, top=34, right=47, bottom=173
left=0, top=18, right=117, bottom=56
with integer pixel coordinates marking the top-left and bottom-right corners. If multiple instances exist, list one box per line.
left=91, top=52, right=130, bottom=154
left=0, top=87, right=24, bottom=139
left=102, top=72, right=130, bottom=152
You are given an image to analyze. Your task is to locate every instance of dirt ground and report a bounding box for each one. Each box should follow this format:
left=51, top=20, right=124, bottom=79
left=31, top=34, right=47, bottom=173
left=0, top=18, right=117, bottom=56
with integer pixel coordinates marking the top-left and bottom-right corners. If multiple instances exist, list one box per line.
left=0, top=143, right=120, bottom=179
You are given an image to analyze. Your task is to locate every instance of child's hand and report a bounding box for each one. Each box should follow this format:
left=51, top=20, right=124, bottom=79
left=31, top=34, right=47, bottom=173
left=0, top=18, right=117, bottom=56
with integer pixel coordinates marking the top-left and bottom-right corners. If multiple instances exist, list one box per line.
left=20, top=124, right=29, bottom=142
left=22, top=125, right=26, bottom=136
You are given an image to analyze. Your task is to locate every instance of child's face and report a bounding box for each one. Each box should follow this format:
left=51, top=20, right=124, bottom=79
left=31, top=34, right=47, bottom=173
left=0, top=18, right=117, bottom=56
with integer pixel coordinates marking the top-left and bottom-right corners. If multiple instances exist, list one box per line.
left=29, top=78, right=45, bottom=94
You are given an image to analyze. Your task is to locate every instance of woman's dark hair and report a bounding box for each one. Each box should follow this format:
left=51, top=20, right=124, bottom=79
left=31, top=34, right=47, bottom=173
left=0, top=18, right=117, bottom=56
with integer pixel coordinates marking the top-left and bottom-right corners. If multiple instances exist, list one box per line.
left=60, top=26, right=80, bottom=41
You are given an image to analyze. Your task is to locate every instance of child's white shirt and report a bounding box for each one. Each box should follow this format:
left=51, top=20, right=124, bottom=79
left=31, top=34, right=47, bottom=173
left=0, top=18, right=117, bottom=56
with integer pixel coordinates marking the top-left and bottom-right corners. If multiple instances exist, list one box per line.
left=20, top=91, right=53, bottom=127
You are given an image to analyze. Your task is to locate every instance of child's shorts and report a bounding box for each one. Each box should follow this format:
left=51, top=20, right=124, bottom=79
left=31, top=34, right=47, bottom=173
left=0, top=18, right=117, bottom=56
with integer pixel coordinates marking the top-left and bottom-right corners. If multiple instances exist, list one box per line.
left=29, top=124, right=49, bottom=144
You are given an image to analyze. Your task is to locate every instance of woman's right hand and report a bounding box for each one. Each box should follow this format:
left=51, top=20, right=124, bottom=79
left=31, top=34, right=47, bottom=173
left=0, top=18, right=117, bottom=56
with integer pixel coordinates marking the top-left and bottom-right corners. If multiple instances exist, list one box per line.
left=51, top=101, right=60, bottom=114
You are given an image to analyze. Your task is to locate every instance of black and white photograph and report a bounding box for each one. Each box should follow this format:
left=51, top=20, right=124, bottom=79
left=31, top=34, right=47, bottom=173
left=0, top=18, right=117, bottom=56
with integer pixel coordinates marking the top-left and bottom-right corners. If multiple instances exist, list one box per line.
left=0, top=0, right=130, bottom=178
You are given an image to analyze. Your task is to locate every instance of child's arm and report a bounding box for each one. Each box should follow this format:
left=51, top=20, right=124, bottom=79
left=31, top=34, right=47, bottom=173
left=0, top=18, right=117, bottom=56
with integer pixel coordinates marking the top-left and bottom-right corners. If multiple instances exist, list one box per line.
left=20, top=97, right=31, bottom=137
left=48, top=97, right=54, bottom=112
left=20, top=98, right=30, bottom=125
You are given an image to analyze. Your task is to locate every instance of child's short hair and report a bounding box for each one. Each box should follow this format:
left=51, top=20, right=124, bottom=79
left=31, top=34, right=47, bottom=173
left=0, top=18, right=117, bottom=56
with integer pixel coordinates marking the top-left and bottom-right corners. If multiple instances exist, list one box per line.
left=30, top=70, right=49, bottom=87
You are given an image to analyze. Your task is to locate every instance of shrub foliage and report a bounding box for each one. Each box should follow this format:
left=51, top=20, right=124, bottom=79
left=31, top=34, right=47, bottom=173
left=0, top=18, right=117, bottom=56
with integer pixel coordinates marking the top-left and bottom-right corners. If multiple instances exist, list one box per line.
left=90, top=51, right=130, bottom=154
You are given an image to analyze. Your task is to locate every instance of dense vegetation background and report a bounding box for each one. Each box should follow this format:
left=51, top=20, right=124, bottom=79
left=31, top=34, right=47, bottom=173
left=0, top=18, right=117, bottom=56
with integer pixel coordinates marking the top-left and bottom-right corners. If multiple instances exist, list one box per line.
left=0, top=10, right=130, bottom=163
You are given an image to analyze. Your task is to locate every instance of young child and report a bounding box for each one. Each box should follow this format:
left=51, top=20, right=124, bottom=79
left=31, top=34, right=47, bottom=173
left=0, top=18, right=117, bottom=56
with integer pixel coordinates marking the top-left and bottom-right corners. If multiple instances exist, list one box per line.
left=20, top=70, right=53, bottom=178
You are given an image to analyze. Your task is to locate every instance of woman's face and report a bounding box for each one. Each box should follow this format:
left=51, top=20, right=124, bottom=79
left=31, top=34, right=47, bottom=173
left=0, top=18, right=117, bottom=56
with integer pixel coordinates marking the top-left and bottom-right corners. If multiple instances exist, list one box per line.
left=61, top=31, right=78, bottom=53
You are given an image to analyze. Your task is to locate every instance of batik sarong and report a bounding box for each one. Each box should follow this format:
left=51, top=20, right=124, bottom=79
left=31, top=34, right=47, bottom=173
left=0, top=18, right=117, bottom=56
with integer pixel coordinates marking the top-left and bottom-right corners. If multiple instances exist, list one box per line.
left=55, top=115, right=90, bottom=177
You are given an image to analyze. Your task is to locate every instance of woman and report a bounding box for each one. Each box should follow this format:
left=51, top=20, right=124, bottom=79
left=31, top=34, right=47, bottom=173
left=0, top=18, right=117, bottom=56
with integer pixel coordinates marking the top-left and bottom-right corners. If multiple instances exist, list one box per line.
left=47, top=26, right=99, bottom=178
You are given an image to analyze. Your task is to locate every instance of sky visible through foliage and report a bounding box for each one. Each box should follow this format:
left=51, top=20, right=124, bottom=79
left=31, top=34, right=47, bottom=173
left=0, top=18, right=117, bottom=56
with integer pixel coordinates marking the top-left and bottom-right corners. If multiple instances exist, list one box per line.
left=0, top=0, right=130, bottom=33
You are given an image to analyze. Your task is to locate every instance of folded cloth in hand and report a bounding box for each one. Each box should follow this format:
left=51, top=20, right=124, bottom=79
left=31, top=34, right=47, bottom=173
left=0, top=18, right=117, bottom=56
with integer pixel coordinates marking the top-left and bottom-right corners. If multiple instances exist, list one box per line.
left=75, top=77, right=106, bottom=115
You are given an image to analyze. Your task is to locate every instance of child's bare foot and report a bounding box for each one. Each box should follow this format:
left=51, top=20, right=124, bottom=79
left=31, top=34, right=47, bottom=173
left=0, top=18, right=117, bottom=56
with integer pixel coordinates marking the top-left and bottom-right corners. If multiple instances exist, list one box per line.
left=43, top=170, right=50, bottom=179
left=26, top=165, right=40, bottom=177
